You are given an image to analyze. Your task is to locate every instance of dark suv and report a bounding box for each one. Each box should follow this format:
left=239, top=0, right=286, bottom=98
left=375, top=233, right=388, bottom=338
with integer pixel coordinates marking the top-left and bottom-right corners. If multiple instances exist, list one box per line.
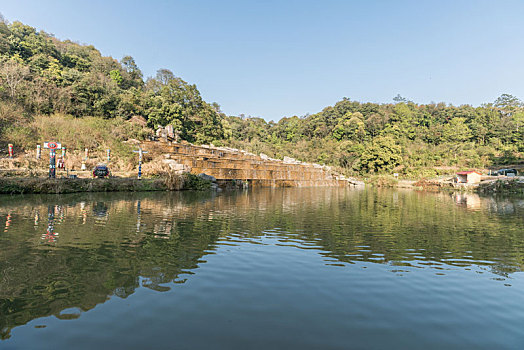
left=93, top=164, right=110, bottom=178
left=497, top=168, right=518, bottom=176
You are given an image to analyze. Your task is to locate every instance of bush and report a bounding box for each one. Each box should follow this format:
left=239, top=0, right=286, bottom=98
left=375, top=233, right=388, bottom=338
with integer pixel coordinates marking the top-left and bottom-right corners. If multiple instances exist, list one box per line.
left=182, top=173, right=211, bottom=191
left=366, top=175, right=398, bottom=187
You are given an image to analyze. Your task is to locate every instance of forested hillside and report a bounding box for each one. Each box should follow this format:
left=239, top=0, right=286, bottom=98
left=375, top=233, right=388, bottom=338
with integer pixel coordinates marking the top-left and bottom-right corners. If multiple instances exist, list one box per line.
left=0, top=18, right=230, bottom=147
left=0, top=17, right=522, bottom=177
left=227, top=95, right=524, bottom=177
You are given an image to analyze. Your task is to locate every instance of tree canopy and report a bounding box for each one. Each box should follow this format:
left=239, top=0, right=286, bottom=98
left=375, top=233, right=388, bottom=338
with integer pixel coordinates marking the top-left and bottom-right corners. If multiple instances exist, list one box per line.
left=0, top=20, right=229, bottom=144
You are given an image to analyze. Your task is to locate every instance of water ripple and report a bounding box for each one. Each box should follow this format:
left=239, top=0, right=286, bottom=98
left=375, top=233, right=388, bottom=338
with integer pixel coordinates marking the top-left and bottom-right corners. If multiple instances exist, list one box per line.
left=0, top=189, right=523, bottom=349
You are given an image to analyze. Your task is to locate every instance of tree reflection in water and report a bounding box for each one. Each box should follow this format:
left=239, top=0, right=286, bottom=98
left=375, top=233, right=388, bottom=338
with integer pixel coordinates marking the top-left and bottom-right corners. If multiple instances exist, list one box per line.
left=0, top=188, right=523, bottom=339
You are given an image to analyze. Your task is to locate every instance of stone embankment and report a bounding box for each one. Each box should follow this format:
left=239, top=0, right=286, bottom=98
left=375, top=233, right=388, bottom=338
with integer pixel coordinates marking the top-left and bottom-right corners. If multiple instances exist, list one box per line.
left=407, top=175, right=524, bottom=194
left=143, top=141, right=362, bottom=188
left=478, top=176, right=524, bottom=194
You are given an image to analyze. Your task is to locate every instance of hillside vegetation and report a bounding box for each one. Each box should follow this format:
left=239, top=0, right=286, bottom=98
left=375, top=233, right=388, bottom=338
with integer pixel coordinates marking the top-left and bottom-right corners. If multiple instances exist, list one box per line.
left=0, top=17, right=522, bottom=177
left=227, top=95, right=524, bottom=177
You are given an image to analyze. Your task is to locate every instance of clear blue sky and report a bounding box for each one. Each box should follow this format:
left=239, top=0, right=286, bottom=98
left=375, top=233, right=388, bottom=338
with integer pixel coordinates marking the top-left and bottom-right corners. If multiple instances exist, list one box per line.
left=2, top=0, right=524, bottom=120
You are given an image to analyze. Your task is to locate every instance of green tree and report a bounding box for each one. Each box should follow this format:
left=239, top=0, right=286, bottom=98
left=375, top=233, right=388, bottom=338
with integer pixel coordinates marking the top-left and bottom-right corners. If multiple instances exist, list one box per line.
left=357, top=137, right=402, bottom=173
left=109, top=69, right=123, bottom=86
left=442, top=117, right=472, bottom=143
left=494, top=94, right=522, bottom=116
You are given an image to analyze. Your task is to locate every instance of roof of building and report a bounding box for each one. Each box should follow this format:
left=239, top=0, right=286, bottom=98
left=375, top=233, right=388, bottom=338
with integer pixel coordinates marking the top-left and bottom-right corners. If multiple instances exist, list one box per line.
left=457, top=171, right=482, bottom=175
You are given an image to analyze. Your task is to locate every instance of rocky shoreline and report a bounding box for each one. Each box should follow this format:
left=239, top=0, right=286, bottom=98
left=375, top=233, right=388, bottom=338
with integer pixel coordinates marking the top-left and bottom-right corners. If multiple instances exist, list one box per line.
left=366, top=175, right=524, bottom=195
left=477, top=177, right=524, bottom=194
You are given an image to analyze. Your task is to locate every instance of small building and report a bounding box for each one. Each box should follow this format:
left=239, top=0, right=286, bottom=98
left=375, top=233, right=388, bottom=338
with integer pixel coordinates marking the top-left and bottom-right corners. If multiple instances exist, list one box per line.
left=456, top=171, right=482, bottom=184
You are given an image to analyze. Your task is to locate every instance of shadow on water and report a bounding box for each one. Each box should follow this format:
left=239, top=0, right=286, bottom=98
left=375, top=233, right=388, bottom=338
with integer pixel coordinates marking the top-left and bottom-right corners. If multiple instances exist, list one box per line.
left=0, top=188, right=523, bottom=339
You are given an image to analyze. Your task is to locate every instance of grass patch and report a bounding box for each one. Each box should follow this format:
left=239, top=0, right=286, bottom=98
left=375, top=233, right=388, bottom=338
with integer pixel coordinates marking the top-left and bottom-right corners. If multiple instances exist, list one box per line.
left=365, top=175, right=398, bottom=188
left=3, top=114, right=152, bottom=172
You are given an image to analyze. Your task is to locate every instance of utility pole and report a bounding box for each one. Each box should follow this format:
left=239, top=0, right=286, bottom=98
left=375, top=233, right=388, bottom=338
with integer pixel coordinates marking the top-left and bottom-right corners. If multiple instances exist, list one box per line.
left=132, top=147, right=148, bottom=179
left=49, top=148, right=56, bottom=178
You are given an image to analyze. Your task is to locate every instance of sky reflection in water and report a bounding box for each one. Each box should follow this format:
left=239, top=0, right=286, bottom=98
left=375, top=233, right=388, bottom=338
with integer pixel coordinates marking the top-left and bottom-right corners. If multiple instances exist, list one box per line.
left=1, top=188, right=523, bottom=349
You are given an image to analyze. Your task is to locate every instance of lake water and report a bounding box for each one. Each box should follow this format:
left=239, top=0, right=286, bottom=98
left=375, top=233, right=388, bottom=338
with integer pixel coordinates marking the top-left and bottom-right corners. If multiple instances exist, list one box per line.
left=1, top=188, right=523, bottom=349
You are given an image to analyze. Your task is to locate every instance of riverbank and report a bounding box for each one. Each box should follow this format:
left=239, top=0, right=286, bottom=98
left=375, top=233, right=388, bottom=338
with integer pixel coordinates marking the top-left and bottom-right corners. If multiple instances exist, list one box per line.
left=0, top=174, right=212, bottom=195
left=364, top=174, right=524, bottom=194
left=478, top=177, right=524, bottom=194
left=1, top=172, right=522, bottom=196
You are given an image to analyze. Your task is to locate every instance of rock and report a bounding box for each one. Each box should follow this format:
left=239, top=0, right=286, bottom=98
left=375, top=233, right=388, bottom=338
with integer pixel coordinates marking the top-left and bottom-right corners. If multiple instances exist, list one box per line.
left=198, top=173, right=216, bottom=182
left=283, top=156, right=298, bottom=164
left=165, top=125, right=174, bottom=139
left=161, top=159, right=190, bottom=173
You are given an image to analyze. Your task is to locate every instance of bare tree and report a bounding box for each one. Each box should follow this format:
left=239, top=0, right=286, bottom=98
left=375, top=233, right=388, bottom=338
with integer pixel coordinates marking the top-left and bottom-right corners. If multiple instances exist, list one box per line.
left=0, top=60, right=30, bottom=99
left=156, top=69, right=175, bottom=85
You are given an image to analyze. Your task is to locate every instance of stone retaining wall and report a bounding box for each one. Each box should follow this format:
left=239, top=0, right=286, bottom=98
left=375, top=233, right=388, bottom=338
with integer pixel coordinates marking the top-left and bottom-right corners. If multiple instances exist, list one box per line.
left=143, top=141, right=358, bottom=187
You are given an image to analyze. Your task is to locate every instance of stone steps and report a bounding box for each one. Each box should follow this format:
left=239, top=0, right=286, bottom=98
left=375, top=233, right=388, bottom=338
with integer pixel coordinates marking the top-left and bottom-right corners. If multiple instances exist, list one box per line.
left=143, top=141, right=355, bottom=187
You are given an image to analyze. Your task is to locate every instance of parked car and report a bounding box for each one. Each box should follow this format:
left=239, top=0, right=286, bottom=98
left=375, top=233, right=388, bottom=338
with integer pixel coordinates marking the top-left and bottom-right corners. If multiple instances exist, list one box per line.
left=93, top=164, right=110, bottom=178
left=497, top=168, right=518, bottom=176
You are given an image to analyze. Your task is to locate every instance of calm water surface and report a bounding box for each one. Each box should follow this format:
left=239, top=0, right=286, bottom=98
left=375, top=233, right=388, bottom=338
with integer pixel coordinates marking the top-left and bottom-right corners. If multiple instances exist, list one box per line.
left=1, top=188, right=523, bottom=349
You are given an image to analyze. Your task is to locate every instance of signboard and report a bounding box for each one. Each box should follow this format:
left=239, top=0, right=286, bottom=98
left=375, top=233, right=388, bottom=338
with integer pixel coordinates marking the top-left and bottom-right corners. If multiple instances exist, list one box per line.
left=44, top=142, right=62, bottom=150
